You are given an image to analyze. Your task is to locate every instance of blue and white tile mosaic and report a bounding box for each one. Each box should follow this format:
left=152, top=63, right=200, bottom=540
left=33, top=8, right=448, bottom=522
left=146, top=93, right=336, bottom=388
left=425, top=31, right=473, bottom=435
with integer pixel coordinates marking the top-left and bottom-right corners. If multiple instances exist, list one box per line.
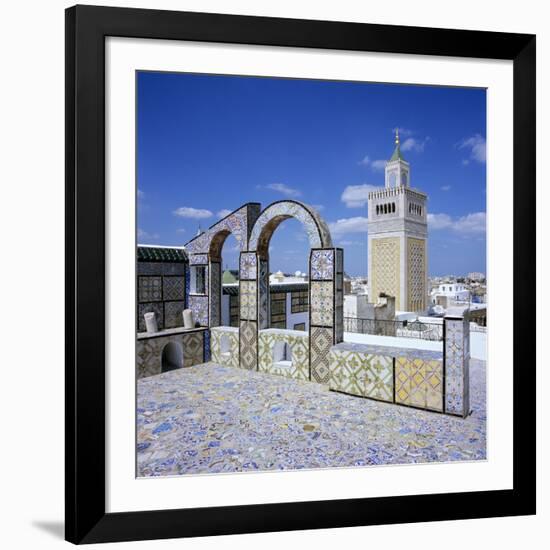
left=311, top=249, right=334, bottom=280
left=137, top=358, right=486, bottom=476
left=239, top=252, right=257, bottom=280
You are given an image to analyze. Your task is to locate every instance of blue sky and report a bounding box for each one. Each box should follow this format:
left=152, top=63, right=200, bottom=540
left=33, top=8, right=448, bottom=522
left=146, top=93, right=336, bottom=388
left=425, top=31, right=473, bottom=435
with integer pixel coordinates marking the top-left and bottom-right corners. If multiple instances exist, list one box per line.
left=137, top=72, right=486, bottom=277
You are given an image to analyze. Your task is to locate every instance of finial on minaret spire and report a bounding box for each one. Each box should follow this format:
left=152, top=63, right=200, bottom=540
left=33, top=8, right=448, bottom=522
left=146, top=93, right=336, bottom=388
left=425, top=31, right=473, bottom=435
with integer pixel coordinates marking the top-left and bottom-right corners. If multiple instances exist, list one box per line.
left=395, top=128, right=400, bottom=145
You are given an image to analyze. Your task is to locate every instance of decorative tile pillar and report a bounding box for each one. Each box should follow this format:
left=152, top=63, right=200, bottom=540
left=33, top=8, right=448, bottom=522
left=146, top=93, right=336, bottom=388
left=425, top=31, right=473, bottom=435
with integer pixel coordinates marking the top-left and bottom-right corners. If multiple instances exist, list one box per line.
left=309, top=248, right=344, bottom=383
left=239, top=252, right=259, bottom=370
left=209, top=260, right=221, bottom=327
left=444, top=314, right=471, bottom=417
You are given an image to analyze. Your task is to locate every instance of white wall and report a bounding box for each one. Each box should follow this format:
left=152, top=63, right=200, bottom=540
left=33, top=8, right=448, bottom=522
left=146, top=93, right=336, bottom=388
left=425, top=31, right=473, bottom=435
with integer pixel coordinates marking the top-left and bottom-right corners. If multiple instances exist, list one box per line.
left=344, top=294, right=371, bottom=318
left=2, top=1, right=547, bottom=549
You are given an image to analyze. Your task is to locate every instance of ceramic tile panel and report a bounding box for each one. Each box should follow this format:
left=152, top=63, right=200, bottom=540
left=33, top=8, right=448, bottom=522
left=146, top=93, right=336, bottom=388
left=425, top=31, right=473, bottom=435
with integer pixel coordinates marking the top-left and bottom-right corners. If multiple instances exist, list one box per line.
left=182, top=331, right=204, bottom=367
left=203, top=329, right=211, bottom=362
left=258, top=259, right=269, bottom=329
left=136, top=330, right=207, bottom=378
left=211, top=327, right=239, bottom=369
left=329, top=351, right=393, bottom=402
left=184, top=264, right=190, bottom=306
left=209, top=262, right=222, bottom=327
left=189, top=253, right=209, bottom=265
left=364, top=354, right=393, bottom=402
left=189, top=295, right=208, bottom=327
left=162, top=276, right=185, bottom=301
left=240, top=252, right=257, bottom=280
left=136, top=337, right=162, bottom=378
left=444, top=317, right=470, bottom=417
left=240, top=320, right=258, bottom=370
left=311, top=249, right=334, bottom=280
left=395, top=356, right=443, bottom=412
left=240, top=280, right=257, bottom=321
left=329, top=349, right=365, bottom=396
left=138, top=276, right=162, bottom=302
left=310, top=281, right=334, bottom=327
left=310, top=326, right=334, bottom=384
left=138, top=302, right=164, bottom=332
left=164, top=301, right=185, bottom=329
left=258, top=329, right=309, bottom=381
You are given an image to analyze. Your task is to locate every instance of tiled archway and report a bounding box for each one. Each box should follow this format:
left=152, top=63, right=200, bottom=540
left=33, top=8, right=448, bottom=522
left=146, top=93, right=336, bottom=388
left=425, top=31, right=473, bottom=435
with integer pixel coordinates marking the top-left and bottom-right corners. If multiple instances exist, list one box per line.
left=241, top=200, right=343, bottom=382
left=184, top=203, right=261, bottom=329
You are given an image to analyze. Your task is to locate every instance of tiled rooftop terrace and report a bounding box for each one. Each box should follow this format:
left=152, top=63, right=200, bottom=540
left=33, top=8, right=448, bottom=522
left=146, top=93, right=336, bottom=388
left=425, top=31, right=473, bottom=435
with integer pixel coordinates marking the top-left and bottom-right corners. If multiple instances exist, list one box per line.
left=137, top=358, right=486, bottom=476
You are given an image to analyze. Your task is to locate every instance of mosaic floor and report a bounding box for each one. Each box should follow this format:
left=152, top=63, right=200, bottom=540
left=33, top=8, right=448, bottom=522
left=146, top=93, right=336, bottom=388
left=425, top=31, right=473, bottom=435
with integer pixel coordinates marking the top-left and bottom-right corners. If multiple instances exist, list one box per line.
left=137, top=359, right=486, bottom=476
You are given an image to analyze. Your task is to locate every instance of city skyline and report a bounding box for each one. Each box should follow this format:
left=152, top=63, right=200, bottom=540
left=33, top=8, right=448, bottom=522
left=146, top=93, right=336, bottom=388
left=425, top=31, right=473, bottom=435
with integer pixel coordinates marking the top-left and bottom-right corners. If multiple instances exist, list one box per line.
left=137, top=71, right=486, bottom=276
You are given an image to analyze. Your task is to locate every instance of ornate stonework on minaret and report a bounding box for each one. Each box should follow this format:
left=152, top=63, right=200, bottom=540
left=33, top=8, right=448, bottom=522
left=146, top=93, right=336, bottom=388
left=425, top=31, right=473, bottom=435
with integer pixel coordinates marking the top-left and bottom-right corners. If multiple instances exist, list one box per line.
left=367, top=130, right=428, bottom=312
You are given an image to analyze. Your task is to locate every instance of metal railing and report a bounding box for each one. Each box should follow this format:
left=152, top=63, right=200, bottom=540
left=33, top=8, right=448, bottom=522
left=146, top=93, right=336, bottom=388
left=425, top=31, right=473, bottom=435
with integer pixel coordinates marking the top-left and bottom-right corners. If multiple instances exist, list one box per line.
left=343, top=317, right=444, bottom=341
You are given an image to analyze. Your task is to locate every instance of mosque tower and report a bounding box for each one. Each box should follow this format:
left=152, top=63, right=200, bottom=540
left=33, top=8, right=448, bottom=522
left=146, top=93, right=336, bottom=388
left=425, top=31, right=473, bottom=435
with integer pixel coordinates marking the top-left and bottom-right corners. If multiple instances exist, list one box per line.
left=367, top=130, right=428, bottom=312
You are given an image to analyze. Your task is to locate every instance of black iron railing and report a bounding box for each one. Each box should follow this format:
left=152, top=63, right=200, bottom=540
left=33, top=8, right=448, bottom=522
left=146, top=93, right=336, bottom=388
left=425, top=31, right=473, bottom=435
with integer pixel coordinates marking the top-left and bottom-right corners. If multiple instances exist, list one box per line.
left=343, top=317, right=444, bottom=341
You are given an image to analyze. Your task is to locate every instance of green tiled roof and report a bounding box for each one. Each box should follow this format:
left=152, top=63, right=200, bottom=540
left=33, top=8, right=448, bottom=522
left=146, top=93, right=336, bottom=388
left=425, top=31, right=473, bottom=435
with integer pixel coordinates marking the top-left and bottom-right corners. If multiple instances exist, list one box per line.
left=137, top=246, right=187, bottom=262
left=222, top=270, right=238, bottom=284
left=389, top=142, right=405, bottom=162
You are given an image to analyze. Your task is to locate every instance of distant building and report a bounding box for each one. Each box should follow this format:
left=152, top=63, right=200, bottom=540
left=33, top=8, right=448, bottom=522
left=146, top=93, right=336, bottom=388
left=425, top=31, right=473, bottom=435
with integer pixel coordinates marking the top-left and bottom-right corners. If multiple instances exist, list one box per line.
left=367, top=130, right=428, bottom=312
left=467, top=272, right=485, bottom=281
left=430, top=282, right=470, bottom=306
left=221, top=280, right=309, bottom=331
left=136, top=245, right=187, bottom=332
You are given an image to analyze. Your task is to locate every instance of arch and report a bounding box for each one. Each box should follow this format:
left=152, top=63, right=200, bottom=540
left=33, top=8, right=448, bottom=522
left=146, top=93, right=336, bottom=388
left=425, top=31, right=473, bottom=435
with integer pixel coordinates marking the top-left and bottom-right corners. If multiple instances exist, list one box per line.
left=161, top=341, right=183, bottom=372
left=248, top=200, right=333, bottom=257
left=241, top=200, right=342, bottom=384
left=184, top=203, right=261, bottom=329
left=184, top=203, right=261, bottom=257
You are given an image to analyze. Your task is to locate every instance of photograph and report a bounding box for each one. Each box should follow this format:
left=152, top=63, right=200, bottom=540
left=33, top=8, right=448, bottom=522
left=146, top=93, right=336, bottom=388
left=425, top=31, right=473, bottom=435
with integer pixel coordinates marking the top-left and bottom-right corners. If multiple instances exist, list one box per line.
left=135, top=72, right=487, bottom=477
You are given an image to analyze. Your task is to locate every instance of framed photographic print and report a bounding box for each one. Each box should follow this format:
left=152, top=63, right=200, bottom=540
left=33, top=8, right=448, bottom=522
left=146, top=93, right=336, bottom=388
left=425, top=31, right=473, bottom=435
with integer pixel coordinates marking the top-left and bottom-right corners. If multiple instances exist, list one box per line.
left=65, top=5, right=536, bottom=544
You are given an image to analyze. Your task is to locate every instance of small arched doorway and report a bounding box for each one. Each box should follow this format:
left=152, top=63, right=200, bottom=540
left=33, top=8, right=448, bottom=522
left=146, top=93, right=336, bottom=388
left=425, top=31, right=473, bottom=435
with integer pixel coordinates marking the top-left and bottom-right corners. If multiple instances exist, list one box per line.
left=161, top=341, right=183, bottom=372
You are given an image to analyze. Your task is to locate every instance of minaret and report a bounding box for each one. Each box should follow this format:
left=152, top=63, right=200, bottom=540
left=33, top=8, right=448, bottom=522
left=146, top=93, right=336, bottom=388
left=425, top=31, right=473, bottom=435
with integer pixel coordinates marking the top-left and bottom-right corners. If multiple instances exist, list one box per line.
left=367, top=130, right=428, bottom=312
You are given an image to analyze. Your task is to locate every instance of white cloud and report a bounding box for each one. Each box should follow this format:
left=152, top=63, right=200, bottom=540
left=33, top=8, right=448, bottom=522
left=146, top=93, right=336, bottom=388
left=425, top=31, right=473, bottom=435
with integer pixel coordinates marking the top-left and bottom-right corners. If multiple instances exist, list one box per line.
left=427, top=213, right=453, bottom=230
left=137, top=228, right=159, bottom=241
left=265, top=183, right=302, bottom=197
left=458, top=134, right=486, bottom=163
left=217, top=208, right=232, bottom=219
left=428, top=212, right=486, bottom=234
left=371, top=159, right=387, bottom=172
left=137, top=189, right=145, bottom=199
left=311, top=204, right=325, bottom=212
left=173, top=206, right=213, bottom=219
left=358, top=155, right=370, bottom=166
left=176, top=228, right=186, bottom=233
left=341, top=184, right=381, bottom=208
left=401, top=136, right=429, bottom=153
left=328, top=216, right=369, bottom=237
left=440, top=185, right=452, bottom=191
left=452, top=212, right=486, bottom=234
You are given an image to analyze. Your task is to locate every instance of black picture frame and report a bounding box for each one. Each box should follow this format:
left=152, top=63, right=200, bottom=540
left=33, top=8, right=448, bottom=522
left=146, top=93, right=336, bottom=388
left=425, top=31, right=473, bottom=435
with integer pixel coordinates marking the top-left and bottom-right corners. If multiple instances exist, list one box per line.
left=65, top=4, right=536, bottom=544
